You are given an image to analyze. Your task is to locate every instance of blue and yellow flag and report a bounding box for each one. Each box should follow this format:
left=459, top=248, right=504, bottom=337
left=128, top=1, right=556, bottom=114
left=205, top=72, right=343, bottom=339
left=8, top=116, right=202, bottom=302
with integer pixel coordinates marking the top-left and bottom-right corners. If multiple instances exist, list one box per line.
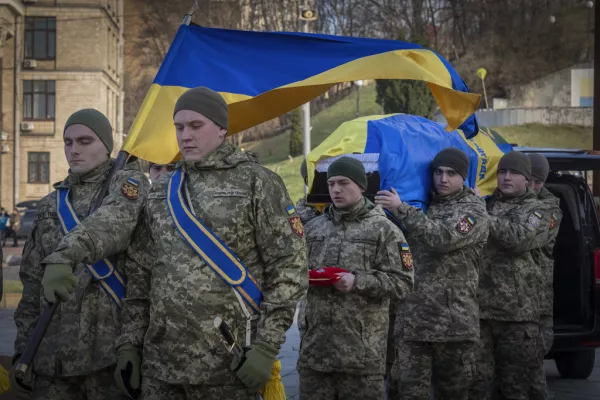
left=306, top=114, right=511, bottom=210
left=123, top=23, right=481, bottom=164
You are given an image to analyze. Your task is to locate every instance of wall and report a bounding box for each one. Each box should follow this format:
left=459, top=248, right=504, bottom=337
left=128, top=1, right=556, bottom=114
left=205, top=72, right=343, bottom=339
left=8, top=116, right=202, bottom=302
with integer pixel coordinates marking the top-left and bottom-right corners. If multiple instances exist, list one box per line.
left=475, top=107, right=593, bottom=128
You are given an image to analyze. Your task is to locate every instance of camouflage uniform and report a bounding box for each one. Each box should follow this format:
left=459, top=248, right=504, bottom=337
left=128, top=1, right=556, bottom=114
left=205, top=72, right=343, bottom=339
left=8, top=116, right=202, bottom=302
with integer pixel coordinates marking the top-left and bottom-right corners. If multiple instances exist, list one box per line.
left=387, top=187, right=489, bottom=400
left=529, top=187, right=562, bottom=400
left=470, top=187, right=549, bottom=400
left=298, top=198, right=414, bottom=400
left=117, top=142, right=307, bottom=400
left=296, top=196, right=321, bottom=225
left=13, top=159, right=149, bottom=400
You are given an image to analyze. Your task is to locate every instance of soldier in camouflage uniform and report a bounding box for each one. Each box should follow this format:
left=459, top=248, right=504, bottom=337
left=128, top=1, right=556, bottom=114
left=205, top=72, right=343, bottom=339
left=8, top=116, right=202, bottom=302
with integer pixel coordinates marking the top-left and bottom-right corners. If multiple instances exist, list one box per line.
left=298, top=156, right=414, bottom=400
left=470, top=151, right=550, bottom=400
left=12, top=109, right=149, bottom=399
left=296, top=159, right=322, bottom=224
left=528, top=153, right=562, bottom=400
left=376, top=148, right=489, bottom=400
left=115, top=87, right=307, bottom=400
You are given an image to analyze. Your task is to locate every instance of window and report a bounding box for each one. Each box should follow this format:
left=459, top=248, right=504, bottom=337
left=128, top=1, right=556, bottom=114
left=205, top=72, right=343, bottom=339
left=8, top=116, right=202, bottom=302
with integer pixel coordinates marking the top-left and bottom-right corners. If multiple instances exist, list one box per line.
left=24, top=17, right=56, bottom=60
left=23, top=80, right=56, bottom=120
left=28, top=152, right=50, bottom=183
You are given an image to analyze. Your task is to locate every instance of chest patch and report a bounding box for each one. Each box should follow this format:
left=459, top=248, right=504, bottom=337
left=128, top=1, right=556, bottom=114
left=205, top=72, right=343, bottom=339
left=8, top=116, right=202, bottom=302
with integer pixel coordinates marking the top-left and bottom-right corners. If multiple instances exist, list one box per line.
left=528, top=211, right=543, bottom=228
left=289, top=216, right=304, bottom=237
left=549, top=214, right=557, bottom=230
left=456, top=215, right=476, bottom=234
left=121, top=178, right=140, bottom=200
left=398, top=243, right=413, bottom=270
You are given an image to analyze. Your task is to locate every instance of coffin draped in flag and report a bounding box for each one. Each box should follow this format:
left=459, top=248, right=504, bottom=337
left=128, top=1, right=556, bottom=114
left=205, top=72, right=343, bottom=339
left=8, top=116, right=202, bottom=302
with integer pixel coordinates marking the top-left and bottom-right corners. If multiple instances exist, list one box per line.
left=122, top=23, right=482, bottom=164
left=306, top=114, right=512, bottom=211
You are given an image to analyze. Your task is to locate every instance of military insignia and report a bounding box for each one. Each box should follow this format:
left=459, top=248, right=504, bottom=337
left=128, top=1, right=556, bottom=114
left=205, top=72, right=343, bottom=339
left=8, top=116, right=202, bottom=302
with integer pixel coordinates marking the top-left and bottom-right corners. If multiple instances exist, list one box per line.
left=121, top=178, right=140, bottom=200
left=399, top=243, right=410, bottom=252
left=456, top=215, right=476, bottom=234
left=289, top=216, right=304, bottom=237
left=549, top=214, right=557, bottom=230
left=401, top=252, right=413, bottom=270
left=286, top=205, right=296, bottom=215
left=528, top=211, right=542, bottom=228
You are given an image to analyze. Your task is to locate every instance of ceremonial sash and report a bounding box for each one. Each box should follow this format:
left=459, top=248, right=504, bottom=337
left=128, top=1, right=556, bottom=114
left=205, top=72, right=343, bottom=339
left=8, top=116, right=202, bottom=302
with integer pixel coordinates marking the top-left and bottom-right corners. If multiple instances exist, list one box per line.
left=167, top=169, right=263, bottom=314
left=56, top=188, right=126, bottom=308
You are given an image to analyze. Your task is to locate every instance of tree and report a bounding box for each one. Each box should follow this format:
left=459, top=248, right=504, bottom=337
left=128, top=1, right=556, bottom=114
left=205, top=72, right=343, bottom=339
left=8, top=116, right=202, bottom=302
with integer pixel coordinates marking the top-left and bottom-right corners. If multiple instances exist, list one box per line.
left=288, top=108, right=303, bottom=157
left=375, top=32, right=436, bottom=118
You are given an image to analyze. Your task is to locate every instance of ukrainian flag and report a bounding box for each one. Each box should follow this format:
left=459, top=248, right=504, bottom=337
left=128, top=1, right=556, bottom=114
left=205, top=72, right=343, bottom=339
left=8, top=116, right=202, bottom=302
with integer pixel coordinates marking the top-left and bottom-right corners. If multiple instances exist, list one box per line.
left=122, top=23, right=482, bottom=164
left=306, top=114, right=512, bottom=210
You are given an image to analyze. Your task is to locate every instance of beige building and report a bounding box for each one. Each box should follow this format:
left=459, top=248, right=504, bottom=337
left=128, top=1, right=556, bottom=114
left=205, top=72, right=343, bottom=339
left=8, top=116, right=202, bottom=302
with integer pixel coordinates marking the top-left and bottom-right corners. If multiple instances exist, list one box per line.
left=0, top=0, right=124, bottom=210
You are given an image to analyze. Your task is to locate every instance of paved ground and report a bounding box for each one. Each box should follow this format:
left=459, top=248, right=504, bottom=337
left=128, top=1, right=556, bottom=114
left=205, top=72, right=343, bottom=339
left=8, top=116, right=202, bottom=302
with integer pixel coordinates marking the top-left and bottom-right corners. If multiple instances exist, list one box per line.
left=2, top=241, right=599, bottom=399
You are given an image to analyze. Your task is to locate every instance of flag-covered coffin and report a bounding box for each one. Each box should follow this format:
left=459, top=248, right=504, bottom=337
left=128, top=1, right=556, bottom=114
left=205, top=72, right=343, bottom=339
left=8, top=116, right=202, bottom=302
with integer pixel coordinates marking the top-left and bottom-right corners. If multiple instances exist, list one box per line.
left=306, top=114, right=512, bottom=210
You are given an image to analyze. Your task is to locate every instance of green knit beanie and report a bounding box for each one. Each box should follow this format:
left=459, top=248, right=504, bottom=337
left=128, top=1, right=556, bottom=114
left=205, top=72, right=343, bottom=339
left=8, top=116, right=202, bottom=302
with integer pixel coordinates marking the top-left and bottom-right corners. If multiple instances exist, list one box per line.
left=498, top=151, right=531, bottom=180
left=64, top=109, right=113, bottom=153
left=327, top=157, right=368, bottom=190
left=528, top=153, right=550, bottom=182
left=173, top=86, right=228, bottom=129
left=431, top=147, right=469, bottom=180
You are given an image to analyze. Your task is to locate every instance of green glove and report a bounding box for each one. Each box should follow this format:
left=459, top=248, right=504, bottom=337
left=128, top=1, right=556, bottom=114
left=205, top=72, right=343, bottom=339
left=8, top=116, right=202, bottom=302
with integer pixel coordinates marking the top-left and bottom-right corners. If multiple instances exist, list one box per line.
left=41, top=263, right=76, bottom=303
left=114, top=344, right=141, bottom=399
left=235, top=341, right=278, bottom=392
left=9, top=355, right=33, bottom=394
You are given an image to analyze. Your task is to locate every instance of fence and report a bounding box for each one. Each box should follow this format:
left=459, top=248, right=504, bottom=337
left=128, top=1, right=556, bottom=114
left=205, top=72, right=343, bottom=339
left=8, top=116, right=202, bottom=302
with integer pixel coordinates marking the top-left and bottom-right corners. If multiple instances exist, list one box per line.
left=474, top=107, right=592, bottom=128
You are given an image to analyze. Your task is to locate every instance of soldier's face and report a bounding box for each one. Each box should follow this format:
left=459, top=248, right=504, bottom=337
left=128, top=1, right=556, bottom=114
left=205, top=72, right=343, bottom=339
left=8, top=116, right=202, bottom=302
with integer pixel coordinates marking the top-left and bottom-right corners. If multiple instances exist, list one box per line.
left=433, top=166, right=463, bottom=196
left=529, top=179, right=544, bottom=194
left=149, top=164, right=175, bottom=182
left=174, top=110, right=227, bottom=162
left=497, top=169, right=528, bottom=196
left=64, top=125, right=109, bottom=174
left=328, top=176, right=364, bottom=209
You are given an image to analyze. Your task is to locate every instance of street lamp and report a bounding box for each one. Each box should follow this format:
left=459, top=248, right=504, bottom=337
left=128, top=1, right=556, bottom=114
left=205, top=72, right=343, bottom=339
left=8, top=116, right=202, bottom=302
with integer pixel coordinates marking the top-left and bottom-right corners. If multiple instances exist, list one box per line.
left=355, top=80, right=364, bottom=118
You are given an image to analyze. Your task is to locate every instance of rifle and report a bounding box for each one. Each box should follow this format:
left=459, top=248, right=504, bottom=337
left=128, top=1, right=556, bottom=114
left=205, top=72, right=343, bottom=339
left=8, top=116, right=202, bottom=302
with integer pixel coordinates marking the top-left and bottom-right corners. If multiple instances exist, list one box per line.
left=14, top=151, right=130, bottom=380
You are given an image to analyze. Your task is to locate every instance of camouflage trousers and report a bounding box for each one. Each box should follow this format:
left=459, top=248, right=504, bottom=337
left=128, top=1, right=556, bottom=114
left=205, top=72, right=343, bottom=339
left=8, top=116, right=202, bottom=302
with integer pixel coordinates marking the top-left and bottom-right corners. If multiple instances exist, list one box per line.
left=141, top=376, right=256, bottom=400
left=529, top=316, right=553, bottom=400
left=32, top=366, right=127, bottom=400
left=388, top=340, right=475, bottom=400
left=299, top=368, right=385, bottom=400
left=470, top=319, right=541, bottom=400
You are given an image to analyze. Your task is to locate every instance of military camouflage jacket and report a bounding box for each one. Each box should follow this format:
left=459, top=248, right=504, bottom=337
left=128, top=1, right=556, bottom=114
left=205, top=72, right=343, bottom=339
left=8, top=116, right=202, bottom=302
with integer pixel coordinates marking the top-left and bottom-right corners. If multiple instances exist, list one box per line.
left=14, top=159, right=149, bottom=377
left=391, top=187, right=489, bottom=342
left=479, top=187, right=549, bottom=322
left=117, top=142, right=308, bottom=385
left=298, top=198, right=413, bottom=375
left=531, top=187, right=562, bottom=318
left=296, top=196, right=321, bottom=225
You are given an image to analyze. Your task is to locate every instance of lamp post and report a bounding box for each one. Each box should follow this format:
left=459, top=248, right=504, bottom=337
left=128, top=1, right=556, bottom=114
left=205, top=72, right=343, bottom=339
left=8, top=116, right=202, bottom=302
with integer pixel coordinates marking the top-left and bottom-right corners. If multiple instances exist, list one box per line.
left=587, top=1, right=594, bottom=63
left=476, top=68, right=489, bottom=109
left=355, top=80, right=364, bottom=118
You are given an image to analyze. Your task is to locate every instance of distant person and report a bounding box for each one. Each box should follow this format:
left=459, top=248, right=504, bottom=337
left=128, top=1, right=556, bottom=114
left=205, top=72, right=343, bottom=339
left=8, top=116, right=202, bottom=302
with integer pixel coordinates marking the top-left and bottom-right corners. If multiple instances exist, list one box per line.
left=148, top=162, right=175, bottom=182
left=3, top=208, right=20, bottom=247
left=0, top=208, right=8, bottom=244
left=295, top=159, right=322, bottom=224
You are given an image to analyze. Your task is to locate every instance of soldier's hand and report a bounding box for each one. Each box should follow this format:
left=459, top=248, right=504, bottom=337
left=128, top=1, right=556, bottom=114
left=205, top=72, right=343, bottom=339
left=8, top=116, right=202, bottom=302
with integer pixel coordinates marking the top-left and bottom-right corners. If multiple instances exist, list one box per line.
left=375, top=188, right=402, bottom=211
left=235, top=341, right=278, bottom=392
left=334, top=272, right=356, bottom=293
left=474, top=187, right=482, bottom=197
left=114, top=344, right=141, bottom=399
left=41, top=263, right=76, bottom=303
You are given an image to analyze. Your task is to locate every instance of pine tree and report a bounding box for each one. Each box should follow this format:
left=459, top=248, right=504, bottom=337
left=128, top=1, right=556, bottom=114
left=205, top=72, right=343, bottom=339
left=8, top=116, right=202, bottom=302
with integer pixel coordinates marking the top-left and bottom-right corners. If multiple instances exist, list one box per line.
left=289, top=108, right=303, bottom=157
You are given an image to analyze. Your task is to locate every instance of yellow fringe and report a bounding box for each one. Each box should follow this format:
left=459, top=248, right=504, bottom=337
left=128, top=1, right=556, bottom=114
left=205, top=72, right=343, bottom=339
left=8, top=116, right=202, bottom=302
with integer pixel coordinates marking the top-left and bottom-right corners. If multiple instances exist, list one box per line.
left=260, top=359, right=286, bottom=400
left=0, top=365, right=10, bottom=395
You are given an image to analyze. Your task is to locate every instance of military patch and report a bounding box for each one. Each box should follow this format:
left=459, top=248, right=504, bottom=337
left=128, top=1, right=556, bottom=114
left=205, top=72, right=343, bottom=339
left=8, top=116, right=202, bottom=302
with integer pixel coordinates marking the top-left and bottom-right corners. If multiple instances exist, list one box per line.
left=549, top=214, right=557, bottom=230
left=121, top=179, right=140, bottom=200
left=289, top=216, right=304, bottom=237
left=286, top=205, right=296, bottom=215
left=401, top=252, right=413, bottom=270
left=456, top=215, right=476, bottom=234
left=528, top=211, right=543, bottom=228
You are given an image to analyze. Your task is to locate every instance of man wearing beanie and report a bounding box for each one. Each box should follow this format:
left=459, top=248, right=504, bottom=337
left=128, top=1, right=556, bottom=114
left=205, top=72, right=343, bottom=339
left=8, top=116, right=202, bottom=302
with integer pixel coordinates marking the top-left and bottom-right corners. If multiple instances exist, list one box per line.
left=470, top=151, right=550, bottom=400
left=527, top=153, right=562, bottom=400
left=298, top=156, right=413, bottom=400
left=12, top=108, right=149, bottom=399
left=116, top=86, right=307, bottom=400
left=376, top=147, right=489, bottom=400
left=295, top=159, right=322, bottom=224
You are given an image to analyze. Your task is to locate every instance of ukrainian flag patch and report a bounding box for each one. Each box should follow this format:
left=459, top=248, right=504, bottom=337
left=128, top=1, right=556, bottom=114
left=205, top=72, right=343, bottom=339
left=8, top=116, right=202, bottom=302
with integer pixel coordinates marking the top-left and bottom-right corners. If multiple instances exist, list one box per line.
left=400, top=243, right=410, bottom=252
left=126, top=178, right=140, bottom=187
left=534, top=211, right=542, bottom=219
left=286, top=205, right=296, bottom=215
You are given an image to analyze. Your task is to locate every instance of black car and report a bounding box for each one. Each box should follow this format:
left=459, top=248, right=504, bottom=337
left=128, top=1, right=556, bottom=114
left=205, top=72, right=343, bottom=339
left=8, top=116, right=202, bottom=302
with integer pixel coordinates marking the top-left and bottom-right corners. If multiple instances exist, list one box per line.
left=518, top=147, right=600, bottom=379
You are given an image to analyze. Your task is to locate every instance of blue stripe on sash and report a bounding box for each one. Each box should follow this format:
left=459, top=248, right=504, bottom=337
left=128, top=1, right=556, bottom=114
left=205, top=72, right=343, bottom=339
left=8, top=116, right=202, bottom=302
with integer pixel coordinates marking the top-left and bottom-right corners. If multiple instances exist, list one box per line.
left=167, top=169, right=263, bottom=314
left=56, top=189, right=125, bottom=308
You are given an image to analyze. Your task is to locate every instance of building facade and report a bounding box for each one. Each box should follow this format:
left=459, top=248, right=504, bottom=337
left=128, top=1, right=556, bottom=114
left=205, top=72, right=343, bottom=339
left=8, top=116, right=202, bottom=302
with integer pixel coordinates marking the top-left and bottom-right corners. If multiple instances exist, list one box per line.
left=0, top=0, right=124, bottom=210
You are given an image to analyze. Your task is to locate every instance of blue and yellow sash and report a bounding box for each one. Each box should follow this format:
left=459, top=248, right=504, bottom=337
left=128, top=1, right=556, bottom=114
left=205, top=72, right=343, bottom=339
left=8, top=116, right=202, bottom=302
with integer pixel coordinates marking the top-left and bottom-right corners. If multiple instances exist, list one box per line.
left=167, top=169, right=263, bottom=314
left=56, top=188, right=126, bottom=308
